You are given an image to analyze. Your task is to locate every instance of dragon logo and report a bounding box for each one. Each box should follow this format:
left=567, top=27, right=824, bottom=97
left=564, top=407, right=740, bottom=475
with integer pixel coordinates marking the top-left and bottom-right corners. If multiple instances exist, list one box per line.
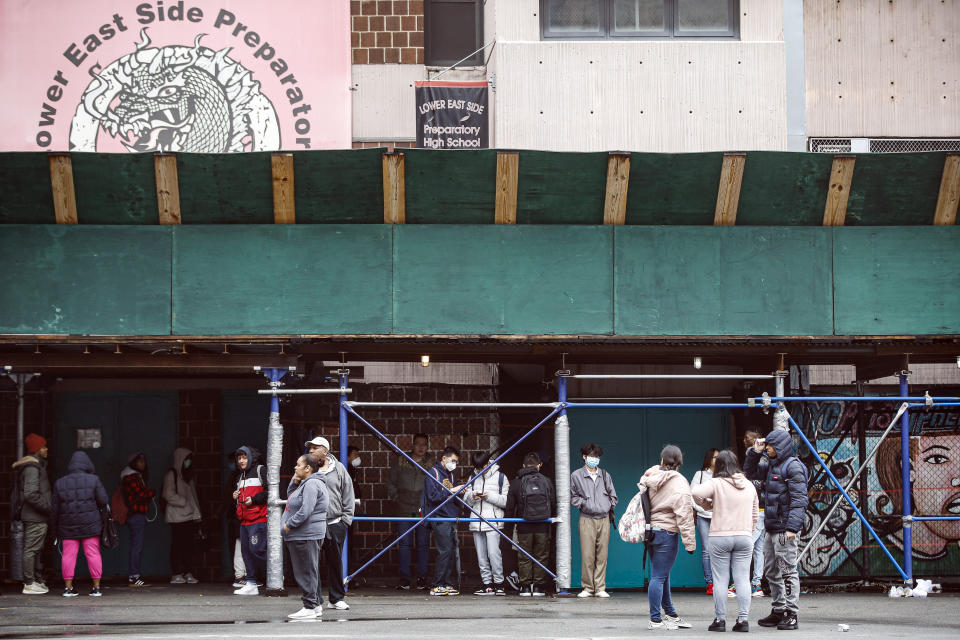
left=70, top=29, right=280, bottom=152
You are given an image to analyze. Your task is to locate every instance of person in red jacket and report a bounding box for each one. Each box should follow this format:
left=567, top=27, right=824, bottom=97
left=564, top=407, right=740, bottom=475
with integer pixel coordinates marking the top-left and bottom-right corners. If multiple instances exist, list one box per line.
left=120, top=453, right=156, bottom=587
left=232, top=446, right=268, bottom=595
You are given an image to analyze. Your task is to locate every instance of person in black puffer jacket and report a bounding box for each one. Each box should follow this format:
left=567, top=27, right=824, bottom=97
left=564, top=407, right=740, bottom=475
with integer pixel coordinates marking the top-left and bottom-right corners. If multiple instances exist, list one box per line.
left=51, top=451, right=109, bottom=597
left=744, top=429, right=808, bottom=631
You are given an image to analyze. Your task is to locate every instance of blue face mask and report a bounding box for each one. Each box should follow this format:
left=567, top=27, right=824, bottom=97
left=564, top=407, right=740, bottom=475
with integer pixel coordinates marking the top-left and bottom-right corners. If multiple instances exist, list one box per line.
left=585, top=456, right=600, bottom=469
left=183, top=459, right=192, bottom=469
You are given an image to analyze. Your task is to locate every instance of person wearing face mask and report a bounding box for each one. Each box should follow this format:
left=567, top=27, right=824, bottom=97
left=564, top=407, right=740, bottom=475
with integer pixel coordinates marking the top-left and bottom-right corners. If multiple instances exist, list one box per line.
left=162, top=447, right=202, bottom=585
left=570, top=443, right=618, bottom=598
left=463, top=452, right=510, bottom=595
left=423, top=445, right=466, bottom=596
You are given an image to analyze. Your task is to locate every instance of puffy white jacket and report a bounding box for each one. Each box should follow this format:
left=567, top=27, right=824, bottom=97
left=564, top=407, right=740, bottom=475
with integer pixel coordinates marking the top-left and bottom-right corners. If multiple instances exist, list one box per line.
left=463, top=465, right=509, bottom=532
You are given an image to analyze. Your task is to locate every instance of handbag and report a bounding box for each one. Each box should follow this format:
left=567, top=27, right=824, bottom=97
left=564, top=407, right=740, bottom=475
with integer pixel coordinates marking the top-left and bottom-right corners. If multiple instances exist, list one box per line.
left=100, top=505, right=120, bottom=549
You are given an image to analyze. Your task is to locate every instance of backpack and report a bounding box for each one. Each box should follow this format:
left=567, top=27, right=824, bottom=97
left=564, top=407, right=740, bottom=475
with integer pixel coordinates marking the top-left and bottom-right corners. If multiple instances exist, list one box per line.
left=519, top=473, right=551, bottom=521
left=617, top=485, right=653, bottom=545
left=111, top=484, right=129, bottom=525
left=9, top=466, right=25, bottom=521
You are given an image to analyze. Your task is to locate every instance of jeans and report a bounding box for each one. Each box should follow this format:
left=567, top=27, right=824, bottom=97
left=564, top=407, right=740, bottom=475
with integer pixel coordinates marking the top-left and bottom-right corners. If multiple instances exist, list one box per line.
left=22, top=521, right=47, bottom=584
left=708, top=535, right=753, bottom=621
left=127, top=514, right=146, bottom=578
left=240, top=521, right=268, bottom=583
left=473, top=529, right=504, bottom=584
left=430, top=521, right=456, bottom=588
left=287, top=539, right=322, bottom=609
left=764, top=532, right=800, bottom=614
left=397, top=520, right=430, bottom=580
left=322, top=521, right=348, bottom=603
left=696, top=515, right=713, bottom=585
left=648, top=530, right=680, bottom=622
left=751, top=515, right=765, bottom=587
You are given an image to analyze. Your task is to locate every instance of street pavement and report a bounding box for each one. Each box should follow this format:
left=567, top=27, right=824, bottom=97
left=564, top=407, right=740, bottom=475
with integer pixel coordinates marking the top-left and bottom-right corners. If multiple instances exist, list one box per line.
left=0, top=583, right=957, bottom=639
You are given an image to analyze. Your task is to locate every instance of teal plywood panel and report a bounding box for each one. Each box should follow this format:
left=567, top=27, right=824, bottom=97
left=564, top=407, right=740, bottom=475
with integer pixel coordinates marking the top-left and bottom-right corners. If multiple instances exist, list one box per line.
left=71, top=153, right=157, bottom=224
left=624, top=153, right=724, bottom=224
left=515, top=151, right=608, bottom=224
left=845, top=153, right=945, bottom=225
left=0, top=153, right=56, bottom=223
left=177, top=153, right=273, bottom=223
left=0, top=226, right=172, bottom=334
left=393, top=225, right=614, bottom=334
left=833, top=227, right=960, bottom=334
left=737, top=152, right=834, bottom=225
left=293, top=149, right=384, bottom=223
left=615, top=227, right=834, bottom=335
left=403, top=149, right=497, bottom=223
left=172, top=225, right=392, bottom=334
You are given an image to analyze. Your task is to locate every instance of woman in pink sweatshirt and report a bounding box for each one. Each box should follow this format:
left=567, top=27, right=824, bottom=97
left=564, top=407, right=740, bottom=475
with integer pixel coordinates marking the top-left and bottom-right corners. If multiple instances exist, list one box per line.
left=692, top=450, right=759, bottom=633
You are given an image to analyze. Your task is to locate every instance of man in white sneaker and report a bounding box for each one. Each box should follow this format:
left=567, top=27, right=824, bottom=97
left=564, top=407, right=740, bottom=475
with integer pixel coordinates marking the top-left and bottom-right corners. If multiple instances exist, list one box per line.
left=283, top=454, right=329, bottom=620
left=305, top=436, right=355, bottom=611
left=13, top=433, right=52, bottom=595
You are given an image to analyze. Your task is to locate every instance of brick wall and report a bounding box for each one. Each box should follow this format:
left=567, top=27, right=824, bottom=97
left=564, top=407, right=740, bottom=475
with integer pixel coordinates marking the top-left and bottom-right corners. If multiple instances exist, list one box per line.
left=352, top=0, right=424, bottom=65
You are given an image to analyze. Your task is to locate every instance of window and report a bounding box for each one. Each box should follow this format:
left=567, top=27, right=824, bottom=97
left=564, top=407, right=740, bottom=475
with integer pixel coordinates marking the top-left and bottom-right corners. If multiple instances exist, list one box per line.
left=541, top=0, right=739, bottom=40
left=425, top=0, right=484, bottom=67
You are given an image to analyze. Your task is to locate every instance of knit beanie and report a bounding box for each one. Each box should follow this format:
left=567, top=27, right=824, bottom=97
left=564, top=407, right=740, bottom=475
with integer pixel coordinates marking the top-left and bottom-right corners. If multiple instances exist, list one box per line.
left=25, top=433, right=46, bottom=455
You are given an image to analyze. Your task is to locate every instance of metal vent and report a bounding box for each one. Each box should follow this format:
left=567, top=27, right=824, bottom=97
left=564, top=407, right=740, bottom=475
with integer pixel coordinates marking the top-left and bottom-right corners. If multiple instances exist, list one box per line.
left=807, top=138, right=851, bottom=153
left=808, top=137, right=960, bottom=153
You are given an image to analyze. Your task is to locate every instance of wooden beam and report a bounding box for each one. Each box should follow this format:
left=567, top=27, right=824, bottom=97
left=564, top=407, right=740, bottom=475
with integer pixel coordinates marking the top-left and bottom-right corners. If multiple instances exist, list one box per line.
left=48, top=153, right=78, bottom=224
left=382, top=151, right=406, bottom=224
left=271, top=153, right=296, bottom=224
left=822, top=155, right=855, bottom=226
left=713, top=153, right=746, bottom=226
left=494, top=151, right=519, bottom=224
left=602, top=153, right=631, bottom=225
left=933, top=153, right=960, bottom=225
left=154, top=153, right=181, bottom=225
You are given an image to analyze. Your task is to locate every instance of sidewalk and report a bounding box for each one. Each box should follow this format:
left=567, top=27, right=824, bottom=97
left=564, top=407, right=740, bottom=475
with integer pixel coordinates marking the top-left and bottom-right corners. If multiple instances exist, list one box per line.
left=1, top=584, right=958, bottom=639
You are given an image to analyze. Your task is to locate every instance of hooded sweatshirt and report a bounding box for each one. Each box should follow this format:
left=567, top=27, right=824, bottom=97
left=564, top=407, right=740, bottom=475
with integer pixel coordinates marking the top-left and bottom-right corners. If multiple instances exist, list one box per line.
left=744, top=429, right=808, bottom=534
left=120, top=452, right=156, bottom=515
left=640, top=464, right=696, bottom=552
left=51, top=451, right=109, bottom=540
left=317, top=454, right=355, bottom=526
left=463, top=464, right=509, bottom=532
left=162, top=447, right=201, bottom=524
left=691, top=473, right=759, bottom=537
left=12, top=454, right=51, bottom=522
left=282, top=472, right=329, bottom=542
left=234, top=446, right=268, bottom=525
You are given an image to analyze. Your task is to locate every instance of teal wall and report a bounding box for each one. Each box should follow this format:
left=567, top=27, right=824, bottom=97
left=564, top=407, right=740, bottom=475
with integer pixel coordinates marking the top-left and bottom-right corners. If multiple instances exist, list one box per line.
left=1, top=225, right=958, bottom=336
left=567, top=407, right=729, bottom=589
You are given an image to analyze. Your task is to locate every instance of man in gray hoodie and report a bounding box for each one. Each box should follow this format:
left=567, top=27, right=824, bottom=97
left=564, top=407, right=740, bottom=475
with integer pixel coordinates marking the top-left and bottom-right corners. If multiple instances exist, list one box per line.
left=305, top=436, right=356, bottom=610
left=283, top=454, right=329, bottom=620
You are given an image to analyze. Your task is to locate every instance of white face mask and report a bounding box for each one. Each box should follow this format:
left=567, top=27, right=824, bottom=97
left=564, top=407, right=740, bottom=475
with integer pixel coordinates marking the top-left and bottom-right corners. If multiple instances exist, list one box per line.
left=485, top=463, right=499, bottom=477
left=445, top=460, right=457, bottom=472
left=585, top=456, right=600, bottom=469
left=350, top=457, right=361, bottom=468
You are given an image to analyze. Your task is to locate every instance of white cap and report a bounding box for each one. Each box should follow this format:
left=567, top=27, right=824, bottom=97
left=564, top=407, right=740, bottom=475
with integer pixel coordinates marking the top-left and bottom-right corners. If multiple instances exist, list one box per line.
left=304, top=436, right=330, bottom=450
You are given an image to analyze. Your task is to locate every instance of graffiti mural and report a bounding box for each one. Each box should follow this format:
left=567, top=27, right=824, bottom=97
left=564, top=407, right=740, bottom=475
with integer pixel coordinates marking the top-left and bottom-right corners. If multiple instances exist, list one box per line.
left=791, top=394, right=960, bottom=579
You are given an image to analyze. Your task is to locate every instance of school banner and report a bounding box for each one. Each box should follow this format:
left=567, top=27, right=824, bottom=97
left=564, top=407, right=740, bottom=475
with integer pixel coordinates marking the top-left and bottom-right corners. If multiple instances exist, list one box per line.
left=415, top=81, right=488, bottom=149
left=0, top=0, right=351, bottom=152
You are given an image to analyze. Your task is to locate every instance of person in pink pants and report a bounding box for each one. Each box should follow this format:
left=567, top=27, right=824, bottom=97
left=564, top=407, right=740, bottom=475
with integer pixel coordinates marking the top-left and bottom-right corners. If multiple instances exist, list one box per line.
left=61, top=537, right=103, bottom=591
left=51, top=451, right=109, bottom=597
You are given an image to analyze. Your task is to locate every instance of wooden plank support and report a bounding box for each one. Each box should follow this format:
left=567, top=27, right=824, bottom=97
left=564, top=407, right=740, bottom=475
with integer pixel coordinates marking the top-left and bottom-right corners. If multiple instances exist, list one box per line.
left=822, top=155, right=855, bottom=226
left=602, top=153, right=631, bottom=225
left=713, top=152, right=746, bottom=226
left=382, top=151, right=406, bottom=224
left=271, top=153, right=296, bottom=224
left=48, top=153, right=78, bottom=224
left=494, top=151, right=519, bottom=224
left=933, top=153, right=960, bottom=225
left=154, top=153, right=182, bottom=225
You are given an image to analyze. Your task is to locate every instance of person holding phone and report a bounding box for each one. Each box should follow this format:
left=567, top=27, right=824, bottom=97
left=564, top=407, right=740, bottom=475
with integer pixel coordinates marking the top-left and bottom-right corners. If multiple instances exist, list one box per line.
left=463, top=452, right=510, bottom=595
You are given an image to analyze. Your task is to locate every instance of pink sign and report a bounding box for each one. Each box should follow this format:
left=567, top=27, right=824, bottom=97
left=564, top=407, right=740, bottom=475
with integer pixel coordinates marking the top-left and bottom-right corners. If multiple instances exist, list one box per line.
left=0, top=0, right=351, bottom=152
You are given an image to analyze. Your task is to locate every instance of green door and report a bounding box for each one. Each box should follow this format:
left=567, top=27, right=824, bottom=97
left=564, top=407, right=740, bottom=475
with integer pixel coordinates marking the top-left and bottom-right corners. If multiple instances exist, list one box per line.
left=567, top=407, right=729, bottom=589
left=53, top=391, right=177, bottom=578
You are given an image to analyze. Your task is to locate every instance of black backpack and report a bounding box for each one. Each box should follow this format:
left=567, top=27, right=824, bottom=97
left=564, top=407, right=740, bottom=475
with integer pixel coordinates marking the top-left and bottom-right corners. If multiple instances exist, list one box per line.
left=520, top=473, right=551, bottom=521
left=9, top=466, right=26, bottom=521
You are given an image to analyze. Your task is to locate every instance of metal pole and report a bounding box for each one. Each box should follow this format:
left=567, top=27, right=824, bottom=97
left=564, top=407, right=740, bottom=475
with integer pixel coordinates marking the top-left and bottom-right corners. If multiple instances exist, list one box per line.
left=899, top=371, right=913, bottom=584
left=263, top=368, right=287, bottom=596
left=555, top=373, right=571, bottom=594
left=346, top=402, right=558, bottom=408
left=339, top=370, right=349, bottom=590
left=256, top=388, right=351, bottom=395
left=571, top=374, right=775, bottom=380
left=773, top=369, right=789, bottom=431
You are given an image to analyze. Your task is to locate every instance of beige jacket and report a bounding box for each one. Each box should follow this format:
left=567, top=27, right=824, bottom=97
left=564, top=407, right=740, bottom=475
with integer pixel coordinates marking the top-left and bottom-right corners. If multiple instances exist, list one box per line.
left=640, top=465, right=696, bottom=552
left=692, top=473, right=759, bottom=538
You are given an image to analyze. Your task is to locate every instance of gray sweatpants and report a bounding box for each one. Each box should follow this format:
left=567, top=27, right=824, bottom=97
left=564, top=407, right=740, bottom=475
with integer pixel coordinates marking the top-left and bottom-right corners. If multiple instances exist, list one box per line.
left=23, top=521, right=47, bottom=584
left=708, top=535, right=752, bottom=621
left=764, top=532, right=800, bottom=614
left=287, top=539, right=322, bottom=610
left=473, top=529, right=504, bottom=584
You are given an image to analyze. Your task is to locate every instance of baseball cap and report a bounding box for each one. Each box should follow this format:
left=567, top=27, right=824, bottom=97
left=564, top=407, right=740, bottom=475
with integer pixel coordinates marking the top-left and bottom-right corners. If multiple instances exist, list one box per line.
left=304, top=436, right=330, bottom=450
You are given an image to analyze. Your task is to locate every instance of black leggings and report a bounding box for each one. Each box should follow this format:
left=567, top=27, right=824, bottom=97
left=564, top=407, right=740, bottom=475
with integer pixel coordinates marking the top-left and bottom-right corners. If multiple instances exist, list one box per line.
left=170, top=522, right=197, bottom=575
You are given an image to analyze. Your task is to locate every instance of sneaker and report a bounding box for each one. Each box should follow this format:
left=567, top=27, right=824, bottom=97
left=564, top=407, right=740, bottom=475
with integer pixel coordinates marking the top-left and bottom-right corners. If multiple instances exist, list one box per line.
left=505, top=571, right=520, bottom=591
left=395, top=579, right=411, bottom=591
left=648, top=619, right=678, bottom=630
left=664, top=614, right=691, bottom=629
left=706, top=583, right=714, bottom=595
left=531, top=585, right=545, bottom=597
left=234, top=583, right=259, bottom=596
left=184, top=573, right=199, bottom=584
left=288, top=607, right=320, bottom=620
left=415, top=577, right=428, bottom=590
left=89, top=587, right=103, bottom=597
left=494, top=583, right=505, bottom=596
left=732, top=620, right=749, bottom=632
left=757, top=608, right=784, bottom=627
left=170, top=574, right=186, bottom=584
left=445, top=585, right=459, bottom=596
left=777, top=613, right=798, bottom=630
left=128, top=577, right=149, bottom=588
left=62, top=587, right=79, bottom=597
left=708, top=618, right=725, bottom=632
left=594, top=590, right=610, bottom=598
left=474, top=585, right=495, bottom=595
left=751, top=585, right=765, bottom=598
left=519, top=585, right=532, bottom=597
left=577, top=589, right=593, bottom=598
left=232, top=578, right=247, bottom=588
left=22, top=582, right=48, bottom=595
left=728, top=586, right=737, bottom=598
left=429, top=585, right=450, bottom=596
left=327, top=600, right=350, bottom=610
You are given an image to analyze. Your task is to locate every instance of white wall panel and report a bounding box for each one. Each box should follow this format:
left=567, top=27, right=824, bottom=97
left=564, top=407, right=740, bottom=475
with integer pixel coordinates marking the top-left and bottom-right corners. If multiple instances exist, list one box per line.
left=491, top=0, right=539, bottom=42
left=740, top=0, right=784, bottom=42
